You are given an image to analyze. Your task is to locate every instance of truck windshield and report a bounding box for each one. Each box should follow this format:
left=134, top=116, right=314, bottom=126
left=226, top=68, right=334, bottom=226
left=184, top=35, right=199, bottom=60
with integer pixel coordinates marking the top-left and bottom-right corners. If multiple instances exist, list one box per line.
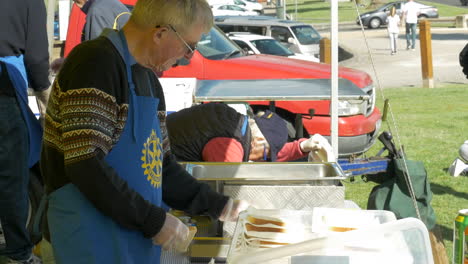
left=291, top=25, right=321, bottom=45
left=197, top=26, right=244, bottom=60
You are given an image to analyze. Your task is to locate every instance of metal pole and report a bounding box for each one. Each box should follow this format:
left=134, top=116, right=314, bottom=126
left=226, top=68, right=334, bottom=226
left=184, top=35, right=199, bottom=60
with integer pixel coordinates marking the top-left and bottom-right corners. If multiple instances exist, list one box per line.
left=283, top=0, right=286, bottom=20
left=295, top=0, right=297, bottom=20
left=330, top=0, right=339, bottom=159
left=46, top=0, right=57, bottom=62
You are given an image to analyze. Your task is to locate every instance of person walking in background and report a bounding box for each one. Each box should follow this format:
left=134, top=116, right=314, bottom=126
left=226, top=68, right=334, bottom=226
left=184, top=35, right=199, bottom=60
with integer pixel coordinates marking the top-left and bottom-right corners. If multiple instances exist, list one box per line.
left=402, top=0, right=420, bottom=51
left=73, top=0, right=130, bottom=41
left=386, top=6, right=400, bottom=55
left=40, top=0, right=248, bottom=263
left=0, top=0, right=50, bottom=263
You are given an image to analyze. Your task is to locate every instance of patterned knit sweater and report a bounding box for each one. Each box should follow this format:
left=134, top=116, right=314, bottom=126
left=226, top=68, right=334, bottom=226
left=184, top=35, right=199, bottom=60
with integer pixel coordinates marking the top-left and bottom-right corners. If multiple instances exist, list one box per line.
left=40, top=36, right=229, bottom=239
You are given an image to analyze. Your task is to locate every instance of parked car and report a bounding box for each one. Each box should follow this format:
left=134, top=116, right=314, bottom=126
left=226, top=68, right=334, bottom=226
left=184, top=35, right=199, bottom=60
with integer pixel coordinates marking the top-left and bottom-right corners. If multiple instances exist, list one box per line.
left=211, top=4, right=258, bottom=16
left=356, top=1, right=439, bottom=29
left=208, top=0, right=263, bottom=14
left=215, top=16, right=322, bottom=58
left=64, top=1, right=381, bottom=157
left=232, top=0, right=263, bottom=14
left=227, top=32, right=319, bottom=62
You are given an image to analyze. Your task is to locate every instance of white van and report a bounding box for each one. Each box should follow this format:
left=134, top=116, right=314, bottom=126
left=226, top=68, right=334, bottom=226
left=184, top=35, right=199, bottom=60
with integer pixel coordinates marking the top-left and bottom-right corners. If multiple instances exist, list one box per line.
left=215, top=16, right=321, bottom=58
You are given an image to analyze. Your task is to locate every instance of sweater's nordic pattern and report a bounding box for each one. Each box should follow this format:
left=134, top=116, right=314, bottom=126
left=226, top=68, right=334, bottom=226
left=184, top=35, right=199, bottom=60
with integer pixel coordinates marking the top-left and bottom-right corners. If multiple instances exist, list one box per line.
left=43, top=80, right=128, bottom=165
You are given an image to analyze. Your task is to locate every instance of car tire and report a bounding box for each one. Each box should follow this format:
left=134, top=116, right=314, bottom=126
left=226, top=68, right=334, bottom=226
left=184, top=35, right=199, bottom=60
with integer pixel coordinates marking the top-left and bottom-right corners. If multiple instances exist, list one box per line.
left=418, top=14, right=428, bottom=20
left=368, top=18, right=381, bottom=29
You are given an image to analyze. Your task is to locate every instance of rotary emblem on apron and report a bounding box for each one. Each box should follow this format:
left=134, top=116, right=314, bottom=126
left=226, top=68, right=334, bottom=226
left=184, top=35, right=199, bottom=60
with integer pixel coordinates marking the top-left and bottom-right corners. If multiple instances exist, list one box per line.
left=141, top=129, right=162, bottom=188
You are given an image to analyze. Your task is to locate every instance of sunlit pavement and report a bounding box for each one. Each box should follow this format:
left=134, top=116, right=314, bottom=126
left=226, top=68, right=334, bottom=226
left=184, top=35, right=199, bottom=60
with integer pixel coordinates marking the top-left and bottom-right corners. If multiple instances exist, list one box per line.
left=330, top=27, right=468, bottom=88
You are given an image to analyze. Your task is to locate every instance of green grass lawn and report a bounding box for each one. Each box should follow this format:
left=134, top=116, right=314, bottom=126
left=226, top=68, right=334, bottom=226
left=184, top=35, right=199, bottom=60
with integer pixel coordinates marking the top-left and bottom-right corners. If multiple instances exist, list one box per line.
left=344, top=83, right=468, bottom=261
left=285, top=0, right=468, bottom=23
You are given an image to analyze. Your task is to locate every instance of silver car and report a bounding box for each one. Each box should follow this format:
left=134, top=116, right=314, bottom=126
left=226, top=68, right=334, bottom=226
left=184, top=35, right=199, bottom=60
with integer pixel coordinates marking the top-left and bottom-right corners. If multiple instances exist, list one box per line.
left=356, top=1, right=439, bottom=29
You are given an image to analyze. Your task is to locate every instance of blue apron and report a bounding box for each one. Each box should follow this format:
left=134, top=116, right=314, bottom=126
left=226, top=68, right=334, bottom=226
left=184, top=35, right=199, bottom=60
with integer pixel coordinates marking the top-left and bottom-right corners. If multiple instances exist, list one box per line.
left=0, top=55, right=43, bottom=167
left=47, top=30, right=164, bottom=264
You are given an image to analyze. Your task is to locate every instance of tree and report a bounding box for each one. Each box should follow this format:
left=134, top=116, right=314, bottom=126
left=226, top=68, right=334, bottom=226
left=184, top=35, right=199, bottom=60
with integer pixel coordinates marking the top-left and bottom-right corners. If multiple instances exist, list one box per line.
left=368, top=0, right=385, bottom=9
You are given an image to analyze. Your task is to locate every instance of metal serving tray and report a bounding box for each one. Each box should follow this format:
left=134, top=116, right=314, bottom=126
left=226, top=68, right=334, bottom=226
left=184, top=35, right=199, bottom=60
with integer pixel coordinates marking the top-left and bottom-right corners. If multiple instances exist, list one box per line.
left=182, top=162, right=349, bottom=238
left=183, top=162, right=348, bottom=183
left=193, top=79, right=369, bottom=103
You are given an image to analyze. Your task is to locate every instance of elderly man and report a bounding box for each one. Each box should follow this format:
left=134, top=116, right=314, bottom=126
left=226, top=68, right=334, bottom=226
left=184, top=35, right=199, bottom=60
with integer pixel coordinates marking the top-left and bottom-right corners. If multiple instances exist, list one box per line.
left=167, top=103, right=333, bottom=162
left=40, top=0, right=247, bottom=263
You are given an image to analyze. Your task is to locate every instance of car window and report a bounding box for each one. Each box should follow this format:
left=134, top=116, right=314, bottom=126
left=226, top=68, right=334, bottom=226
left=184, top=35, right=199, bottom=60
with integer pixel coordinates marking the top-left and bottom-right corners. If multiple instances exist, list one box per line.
left=196, top=26, right=243, bottom=60
left=290, top=25, right=321, bottom=45
left=243, top=26, right=266, bottom=35
left=217, top=24, right=266, bottom=35
left=229, top=5, right=244, bottom=11
left=270, top=26, right=292, bottom=44
left=251, top=39, right=294, bottom=56
left=234, top=0, right=246, bottom=6
left=217, top=25, right=236, bottom=33
left=233, top=39, right=253, bottom=52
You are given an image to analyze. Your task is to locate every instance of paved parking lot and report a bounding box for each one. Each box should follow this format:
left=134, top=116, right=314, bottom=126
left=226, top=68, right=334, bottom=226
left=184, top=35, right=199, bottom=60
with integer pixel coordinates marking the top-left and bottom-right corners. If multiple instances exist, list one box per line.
left=323, top=27, right=468, bottom=88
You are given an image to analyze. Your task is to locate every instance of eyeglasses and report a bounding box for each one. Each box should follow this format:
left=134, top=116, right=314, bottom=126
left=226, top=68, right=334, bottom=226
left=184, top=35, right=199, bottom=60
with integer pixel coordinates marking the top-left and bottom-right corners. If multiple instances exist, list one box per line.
left=167, top=24, right=197, bottom=55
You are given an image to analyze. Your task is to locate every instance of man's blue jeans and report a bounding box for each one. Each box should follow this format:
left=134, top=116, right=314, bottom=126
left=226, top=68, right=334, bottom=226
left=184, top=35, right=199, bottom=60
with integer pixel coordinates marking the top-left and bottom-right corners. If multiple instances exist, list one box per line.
left=0, top=92, right=32, bottom=260
left=405, top=22, right=417, bottom=49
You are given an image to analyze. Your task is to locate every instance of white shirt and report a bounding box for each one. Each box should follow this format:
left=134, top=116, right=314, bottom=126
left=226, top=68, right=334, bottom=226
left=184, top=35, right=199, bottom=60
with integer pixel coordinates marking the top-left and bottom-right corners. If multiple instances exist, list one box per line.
left=402, top=1, right=420, bottom=24
left=387, top=15, right=400, bottom=34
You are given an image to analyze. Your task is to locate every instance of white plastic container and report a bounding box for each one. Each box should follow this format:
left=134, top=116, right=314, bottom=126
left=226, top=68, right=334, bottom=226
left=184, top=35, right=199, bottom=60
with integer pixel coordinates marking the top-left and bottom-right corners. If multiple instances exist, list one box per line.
left=227, top=208, right=433, bottom=264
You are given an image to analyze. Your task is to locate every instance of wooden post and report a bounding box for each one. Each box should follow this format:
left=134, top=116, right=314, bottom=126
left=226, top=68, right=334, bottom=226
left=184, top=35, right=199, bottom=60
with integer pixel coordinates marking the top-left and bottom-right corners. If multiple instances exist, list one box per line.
left=320, top=37, right=331, bottom=64
left=419, top=20, right=434, bottom=88
left=429, top=225, right=449, bottom=264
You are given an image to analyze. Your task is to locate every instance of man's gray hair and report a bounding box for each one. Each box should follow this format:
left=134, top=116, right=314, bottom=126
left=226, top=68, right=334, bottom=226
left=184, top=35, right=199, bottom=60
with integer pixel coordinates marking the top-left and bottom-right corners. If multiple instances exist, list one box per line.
left=130, top=0, right=213, bottom=33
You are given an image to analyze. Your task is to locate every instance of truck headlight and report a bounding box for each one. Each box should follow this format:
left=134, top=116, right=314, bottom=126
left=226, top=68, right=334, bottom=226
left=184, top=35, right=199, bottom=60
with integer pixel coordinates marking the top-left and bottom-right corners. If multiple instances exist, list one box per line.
left=337, top=100, right=367, bottom=116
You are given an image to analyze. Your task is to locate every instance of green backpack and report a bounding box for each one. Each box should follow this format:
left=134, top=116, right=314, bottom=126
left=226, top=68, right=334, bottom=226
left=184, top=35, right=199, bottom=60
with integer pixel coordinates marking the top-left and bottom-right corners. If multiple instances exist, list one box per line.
left=367, top=158, right=436, bottom=230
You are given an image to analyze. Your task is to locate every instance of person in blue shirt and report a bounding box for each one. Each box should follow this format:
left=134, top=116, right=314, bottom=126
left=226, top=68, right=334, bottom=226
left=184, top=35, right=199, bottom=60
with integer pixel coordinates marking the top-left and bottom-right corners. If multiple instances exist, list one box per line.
left=0, top=0, right=50, bottom=263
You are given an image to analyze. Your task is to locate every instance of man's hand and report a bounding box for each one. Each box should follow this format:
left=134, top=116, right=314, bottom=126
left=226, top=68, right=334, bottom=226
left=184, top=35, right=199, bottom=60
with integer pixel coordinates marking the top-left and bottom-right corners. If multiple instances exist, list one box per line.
left=152, top=213, right=189, bottom=252
left=303, top=134, right=336, bottom=162
left=219, top=199, right=250, bottom=222
left=300, top=136, right=322, bottom=153
left=33, top=87, right=51, bottom=125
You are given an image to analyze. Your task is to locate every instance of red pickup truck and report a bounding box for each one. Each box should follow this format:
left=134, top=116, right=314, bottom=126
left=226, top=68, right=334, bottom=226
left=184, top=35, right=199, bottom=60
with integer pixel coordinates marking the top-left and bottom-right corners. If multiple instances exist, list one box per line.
left=63, top=1, right=381, bottom=157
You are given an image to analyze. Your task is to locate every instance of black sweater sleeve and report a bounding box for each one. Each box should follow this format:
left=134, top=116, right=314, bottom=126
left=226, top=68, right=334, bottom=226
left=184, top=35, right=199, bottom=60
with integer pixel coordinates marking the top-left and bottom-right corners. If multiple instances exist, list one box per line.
left=25, top=0, right=50, bottom=91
